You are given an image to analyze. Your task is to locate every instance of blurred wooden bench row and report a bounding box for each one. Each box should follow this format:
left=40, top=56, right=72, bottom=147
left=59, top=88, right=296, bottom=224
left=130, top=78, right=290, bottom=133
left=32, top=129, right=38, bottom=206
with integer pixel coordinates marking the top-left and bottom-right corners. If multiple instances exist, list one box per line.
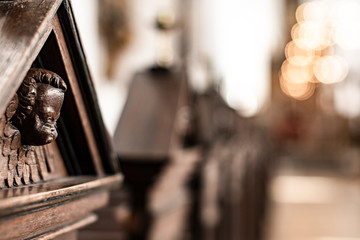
left=80, top=67, right=272, bottom=240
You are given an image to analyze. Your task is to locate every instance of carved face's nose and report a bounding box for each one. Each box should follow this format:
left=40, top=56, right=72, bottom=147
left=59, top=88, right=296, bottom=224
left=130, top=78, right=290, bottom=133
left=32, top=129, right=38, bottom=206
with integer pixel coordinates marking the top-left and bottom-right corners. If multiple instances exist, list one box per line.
left=49, top=123, right=57, bottom=133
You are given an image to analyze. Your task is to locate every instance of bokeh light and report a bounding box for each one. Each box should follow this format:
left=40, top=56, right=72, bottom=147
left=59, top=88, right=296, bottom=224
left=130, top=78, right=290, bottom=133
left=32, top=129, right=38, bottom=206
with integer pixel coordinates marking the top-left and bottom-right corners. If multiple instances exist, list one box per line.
left=280, top=0, right=356, bottom=100
left=291, top=21, right=331, bottom=50
left=313, top=55, right=348, bottom=84
left=280, top=72, right=316, bottom=100
left=281, top=59, right=313, bottom=84
left=296, top=1, right=328, bottom=24
left=285, top=41, right=317, bottom=66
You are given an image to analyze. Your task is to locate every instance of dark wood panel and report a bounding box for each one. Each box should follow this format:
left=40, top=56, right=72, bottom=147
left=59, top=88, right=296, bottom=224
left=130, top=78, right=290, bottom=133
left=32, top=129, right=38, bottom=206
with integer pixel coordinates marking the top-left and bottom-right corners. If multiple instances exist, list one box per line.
left=0, top=193, right=106, bottom=239
left=51, top=14, right=103, bottom=175
left=35, top=30, right=97, bottom=175
left=57, top=1, right=118, bottom=174
left=0, top=175, right=122, bottom=215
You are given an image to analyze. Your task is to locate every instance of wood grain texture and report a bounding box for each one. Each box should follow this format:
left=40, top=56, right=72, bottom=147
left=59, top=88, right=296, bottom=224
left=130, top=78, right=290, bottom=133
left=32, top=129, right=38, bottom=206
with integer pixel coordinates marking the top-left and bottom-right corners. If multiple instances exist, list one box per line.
left=0, top=174, right=122, bottom=212
left=77, top=188, right=131, bottom=240
left=0, top=192, right=106, bottom=240
left=0, top=174, right=121, bottom=239
left=33, top=214, right=96, bottom=240
left=0, top=0, right=62, bottom=116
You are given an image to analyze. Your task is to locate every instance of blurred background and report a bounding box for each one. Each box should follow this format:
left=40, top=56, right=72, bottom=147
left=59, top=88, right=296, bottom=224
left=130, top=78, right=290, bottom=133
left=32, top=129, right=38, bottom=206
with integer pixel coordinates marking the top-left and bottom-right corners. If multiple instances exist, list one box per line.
left=71, top=0, right=360, bottom=239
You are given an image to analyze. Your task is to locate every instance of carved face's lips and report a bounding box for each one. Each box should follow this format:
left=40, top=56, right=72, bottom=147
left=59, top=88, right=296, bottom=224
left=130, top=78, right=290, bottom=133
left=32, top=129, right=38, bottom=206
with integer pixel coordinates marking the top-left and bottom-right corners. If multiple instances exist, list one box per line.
left=47, top=131, right=57, bottom=142
left=46, top=135, right=54, bottom=143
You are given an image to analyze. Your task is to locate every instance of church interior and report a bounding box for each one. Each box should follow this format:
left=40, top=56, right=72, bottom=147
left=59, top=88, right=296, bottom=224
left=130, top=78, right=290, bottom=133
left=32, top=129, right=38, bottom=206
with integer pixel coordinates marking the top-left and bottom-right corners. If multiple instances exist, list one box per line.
left=0, top=0, right=359, bottom=239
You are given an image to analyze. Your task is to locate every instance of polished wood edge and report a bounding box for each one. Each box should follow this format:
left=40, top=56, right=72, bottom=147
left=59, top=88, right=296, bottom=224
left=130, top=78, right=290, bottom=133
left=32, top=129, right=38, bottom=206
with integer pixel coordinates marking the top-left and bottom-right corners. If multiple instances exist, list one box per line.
left=32, top=214, right=97, bottom=240
left=0, top=174, right=122, bottom=212
left=51, top=14, right=104, bottom=175
left=57, top=0, right=118, bottom=173
left=0, top=192, right=108, bottom=239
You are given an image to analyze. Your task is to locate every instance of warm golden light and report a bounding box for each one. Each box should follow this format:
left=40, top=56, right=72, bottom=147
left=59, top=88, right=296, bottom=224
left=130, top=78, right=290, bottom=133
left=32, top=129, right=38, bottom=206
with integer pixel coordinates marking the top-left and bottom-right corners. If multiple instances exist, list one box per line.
left=285, top=41, right=316, bottom=66
left=281, top=60, right=313, bottom=84
left=295, top=2, right=307, bottom=23
left=280, top=0, right=355, bottom=101
left=301, top=1, right=328, bottom=24
left=313, top=55, right=348, bottom=84
left=280, top=72, right=315, bottom=100
left=292, top=21, right=331, bottom=50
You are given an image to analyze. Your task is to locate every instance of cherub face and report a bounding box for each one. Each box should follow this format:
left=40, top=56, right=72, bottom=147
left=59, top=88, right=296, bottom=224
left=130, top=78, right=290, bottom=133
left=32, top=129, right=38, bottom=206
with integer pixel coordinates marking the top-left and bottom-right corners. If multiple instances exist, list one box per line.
left=21, top=83, right=65, bottom=146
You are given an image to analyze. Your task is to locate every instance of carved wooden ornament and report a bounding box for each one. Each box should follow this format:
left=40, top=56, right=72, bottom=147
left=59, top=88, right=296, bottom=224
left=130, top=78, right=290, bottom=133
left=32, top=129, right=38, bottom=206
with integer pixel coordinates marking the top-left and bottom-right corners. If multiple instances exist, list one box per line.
left=0, top=68, right=66, bottom=188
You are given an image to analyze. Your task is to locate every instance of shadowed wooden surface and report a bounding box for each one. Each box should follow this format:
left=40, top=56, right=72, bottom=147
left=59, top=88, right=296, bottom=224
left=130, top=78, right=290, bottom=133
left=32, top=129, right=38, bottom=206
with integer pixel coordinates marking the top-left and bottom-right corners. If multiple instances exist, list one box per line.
left=51, top=14, right=103, bottom=175
left=0, top=0, right=62, bottom=116
left=0, top=175, right=122, bottom=239
left=0, top=193, right=106, bottom=240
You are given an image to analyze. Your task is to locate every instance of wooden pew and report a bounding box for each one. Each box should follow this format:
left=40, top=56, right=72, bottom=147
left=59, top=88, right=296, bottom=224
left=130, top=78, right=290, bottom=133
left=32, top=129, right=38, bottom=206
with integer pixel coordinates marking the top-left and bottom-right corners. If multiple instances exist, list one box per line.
left=111, top=72, right=271, bottom=240
left=194, top=90, right=272, bottom=240
left=112, top=67, right=189, bottom=239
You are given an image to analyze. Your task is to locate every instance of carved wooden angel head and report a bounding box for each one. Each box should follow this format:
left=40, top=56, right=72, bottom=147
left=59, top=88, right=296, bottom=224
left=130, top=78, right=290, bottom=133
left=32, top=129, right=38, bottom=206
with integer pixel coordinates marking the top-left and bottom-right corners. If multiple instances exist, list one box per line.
left=11, top=68, right=67, bottom=146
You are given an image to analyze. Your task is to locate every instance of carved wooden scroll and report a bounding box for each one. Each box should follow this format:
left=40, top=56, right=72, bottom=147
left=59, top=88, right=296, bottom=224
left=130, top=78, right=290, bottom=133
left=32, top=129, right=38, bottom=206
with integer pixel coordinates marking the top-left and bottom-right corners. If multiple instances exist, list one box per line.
left=0, top=68, right=66, bottom=188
